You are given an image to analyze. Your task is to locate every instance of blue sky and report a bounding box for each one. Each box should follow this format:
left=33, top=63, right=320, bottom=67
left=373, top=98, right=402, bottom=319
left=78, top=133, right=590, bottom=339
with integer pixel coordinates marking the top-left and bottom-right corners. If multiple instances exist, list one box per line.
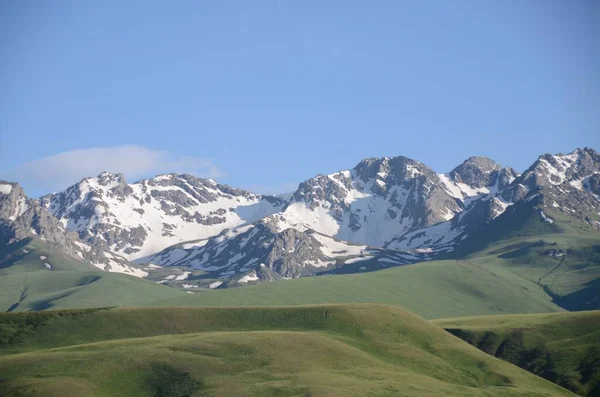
left=1, top=0, right=598, bottom=197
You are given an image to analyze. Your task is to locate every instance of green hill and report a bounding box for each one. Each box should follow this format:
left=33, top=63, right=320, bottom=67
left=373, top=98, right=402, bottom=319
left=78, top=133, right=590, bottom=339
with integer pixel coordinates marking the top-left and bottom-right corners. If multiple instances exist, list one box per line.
left=434, top=311, right=600, bottom=396
left=0, top=238, right=185, bottom=312
left=0, top=196, right=597, bottom=322
left=0, top=304, right=575, bottom=396
left=148, top=199, right=598, bottom=318
left=449, top=198, right=600, bottom=311
left=0, top=237, right=96, bottom=274
left=148, top=259, right=562, bottom=319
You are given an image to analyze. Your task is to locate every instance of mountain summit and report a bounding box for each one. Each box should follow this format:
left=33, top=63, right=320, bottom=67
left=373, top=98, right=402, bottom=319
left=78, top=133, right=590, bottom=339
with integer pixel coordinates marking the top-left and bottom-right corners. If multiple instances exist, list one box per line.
left=1, top=148, right=598, bottom=286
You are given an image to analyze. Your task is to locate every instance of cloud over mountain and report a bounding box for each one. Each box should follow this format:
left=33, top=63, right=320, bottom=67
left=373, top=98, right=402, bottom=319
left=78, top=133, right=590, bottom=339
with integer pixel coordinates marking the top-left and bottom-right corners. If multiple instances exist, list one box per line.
left=1, top=145, right=225, bottom=196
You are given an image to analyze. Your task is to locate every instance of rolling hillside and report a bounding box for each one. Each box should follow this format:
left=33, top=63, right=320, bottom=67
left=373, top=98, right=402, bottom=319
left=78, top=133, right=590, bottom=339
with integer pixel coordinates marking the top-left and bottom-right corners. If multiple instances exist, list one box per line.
left=149, top=259, right=562, bottom=319
left=434, top=311, right=600, bottom=396
left=148, top=202, right=599, bottom=318
left=0, top=304, right=574, bottom=396
left=0, top=238, right=185, bottom=312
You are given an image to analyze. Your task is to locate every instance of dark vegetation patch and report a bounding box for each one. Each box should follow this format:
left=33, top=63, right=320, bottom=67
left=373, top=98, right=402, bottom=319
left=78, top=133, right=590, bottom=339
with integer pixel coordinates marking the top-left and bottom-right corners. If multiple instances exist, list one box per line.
left=144, top=363, right=206, bottom=397
left=446, top=325, right=600, bottom=396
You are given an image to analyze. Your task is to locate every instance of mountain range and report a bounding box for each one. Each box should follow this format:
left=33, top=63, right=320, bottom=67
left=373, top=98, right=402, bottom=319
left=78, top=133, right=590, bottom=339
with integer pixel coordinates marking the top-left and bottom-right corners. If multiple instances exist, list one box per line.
left=1, top=147, right=599, bottom=291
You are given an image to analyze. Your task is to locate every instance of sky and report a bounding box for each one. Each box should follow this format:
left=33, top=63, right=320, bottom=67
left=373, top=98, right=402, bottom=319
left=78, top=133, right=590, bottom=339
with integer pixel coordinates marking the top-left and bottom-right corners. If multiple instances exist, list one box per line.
left=1, top=0, right=599, bottom=197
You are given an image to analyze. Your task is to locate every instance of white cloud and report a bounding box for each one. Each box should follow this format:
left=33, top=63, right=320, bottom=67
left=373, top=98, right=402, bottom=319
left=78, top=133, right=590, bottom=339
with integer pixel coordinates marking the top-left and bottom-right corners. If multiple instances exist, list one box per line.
left=1, top=146, right=225, bottom=196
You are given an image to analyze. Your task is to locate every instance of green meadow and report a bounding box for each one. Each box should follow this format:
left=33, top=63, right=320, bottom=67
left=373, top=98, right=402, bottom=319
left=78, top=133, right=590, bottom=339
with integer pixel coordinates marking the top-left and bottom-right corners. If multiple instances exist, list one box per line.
left=0, top=305, right=575, bottom=397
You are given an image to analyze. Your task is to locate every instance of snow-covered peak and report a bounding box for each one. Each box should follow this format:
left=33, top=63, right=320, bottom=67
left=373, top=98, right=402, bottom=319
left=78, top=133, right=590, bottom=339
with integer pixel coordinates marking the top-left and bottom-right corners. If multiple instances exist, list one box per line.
left=273, top=155, right=463, bottom=247
left=501, top=147, right=600, bottom=202
left=42, top=173, right=287, bottom=259
left=353, top=155, right=429, bottom=184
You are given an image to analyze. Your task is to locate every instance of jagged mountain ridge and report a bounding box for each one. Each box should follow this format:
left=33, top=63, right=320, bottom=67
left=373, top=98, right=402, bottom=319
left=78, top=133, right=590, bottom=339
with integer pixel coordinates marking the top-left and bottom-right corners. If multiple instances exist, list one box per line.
left=265, top=155, right=507, bottom=247
left=2, top=147, right=598, bottom=285
left=139, top=155, right=524, bottom=284
left=387, top=148, right=600, bottom=252
left=0, top=181, right=146, bottom=277
left=141, top=218, right=429, bottom=288
left=41, top=172, right=287, bottom=260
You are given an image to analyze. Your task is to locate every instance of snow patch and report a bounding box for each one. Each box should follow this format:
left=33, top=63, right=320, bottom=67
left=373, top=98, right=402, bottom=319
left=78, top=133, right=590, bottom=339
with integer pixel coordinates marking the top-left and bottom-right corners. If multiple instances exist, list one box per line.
left=209, top=281, right=223, bottom=289
left=237, top=272, right=259, bottom=283
left=0, top=184, right=12, bottom=195
left=344, top=256, right=370, bottom=264
left=175, top=271, right=191, bottom=281
left=540, top=210, right=554, bottom=224
left=311, top=233, right=367, bottom=258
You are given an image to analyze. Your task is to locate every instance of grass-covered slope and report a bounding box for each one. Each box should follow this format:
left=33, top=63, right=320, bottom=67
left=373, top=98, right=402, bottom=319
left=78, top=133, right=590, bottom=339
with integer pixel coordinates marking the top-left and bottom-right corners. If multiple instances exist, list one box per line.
left=0, top=194, right=596, bottom=319
left=0, top=304, right=574, bottom=396
left=148, top=198, right=598, bottom=318
left=451, top=198, right=600, bottom=311
left=0, top=270, right=186, bottom=312
left=434, top=311, right=600, bottom=396
left=0, top=237, right=95, bottom=273
left=149, top=259, right=562, bottom=319
left=0, top=238, right=185, bottom=312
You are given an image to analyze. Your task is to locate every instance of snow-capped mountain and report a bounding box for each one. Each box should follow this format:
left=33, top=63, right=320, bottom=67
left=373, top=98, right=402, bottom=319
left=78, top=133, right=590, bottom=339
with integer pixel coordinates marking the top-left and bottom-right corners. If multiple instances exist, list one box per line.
left=265, top=156, right=466, bottom=247
left=440, top=156, right=518, bottom=204
left=387, top=148, right=600, bottom=253
left=141, top=218, right=429, bottom=286
left=41, top=172, right=287, bottom=260
left=502, top=148, right=600, bottom=202
left=137, top=155, right=521, bottom=283
left=0, top=181, right=146, bottom=277
left=3, top=147, right=597, bottom=285
left=256, top=156, right=513, bottom=249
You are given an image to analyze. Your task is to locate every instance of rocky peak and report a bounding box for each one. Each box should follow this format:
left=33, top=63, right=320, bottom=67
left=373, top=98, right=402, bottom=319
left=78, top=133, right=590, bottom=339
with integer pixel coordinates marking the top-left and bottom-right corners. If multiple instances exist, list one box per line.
left=41, top=172, right=287, bottom=260
left=0, top=181, right=29, bottom=222
left=502, top=148, right=600, bottom=202
left=0, top=181, right=82, bottom=256
left=353, top=156, right=431, bottom=185
left=450, top=156, right=501, bottom=188
left=281, top=155, right=465, bottom=248
left=448, top=156, right=519, bottom=192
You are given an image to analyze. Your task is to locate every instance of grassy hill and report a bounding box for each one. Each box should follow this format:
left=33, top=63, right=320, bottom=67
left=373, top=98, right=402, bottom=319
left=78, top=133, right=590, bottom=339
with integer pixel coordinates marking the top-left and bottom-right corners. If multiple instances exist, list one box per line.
left=449, top=200, right=600, bottom=311
left=434, top=311, right=600, bottom=396
left=149, top=259, right=563, bottom=319
left=0, top=199, right=596, bottom=321
left=148, top=201, right=598, bottom=318
left=0, top=237, right=96, bottom=274
left=0, top=233, right=567, bottom=319
left=0, top=238, right=185, bottom=312
left=0, top=304, right=575, bottom=396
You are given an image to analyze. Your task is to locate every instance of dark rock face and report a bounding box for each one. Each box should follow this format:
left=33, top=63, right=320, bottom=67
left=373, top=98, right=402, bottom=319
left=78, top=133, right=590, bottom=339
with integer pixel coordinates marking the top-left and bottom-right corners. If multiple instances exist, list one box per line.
left=588, top=174, right=600, bottom=196
left=0, top=181, right=142, bottom=274
left=502, top=148, right=600, bottom=203
left=449, top=157, right=518, bottom=191
left=0, top=181, right=75, bottom=250
left=450, top=157, right=501, bottom=188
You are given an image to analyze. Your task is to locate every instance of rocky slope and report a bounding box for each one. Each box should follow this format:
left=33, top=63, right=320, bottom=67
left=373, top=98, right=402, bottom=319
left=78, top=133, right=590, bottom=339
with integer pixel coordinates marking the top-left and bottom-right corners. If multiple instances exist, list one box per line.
left=387, top=148, right=600, bottom=252
left=2, top=147, right=598, bottom=285
left=141, top=218, right=429, bottom=287
left=41, top=173, right=287, bottom=260
left=264, top=156, right=507, bottom=246
left=0, top=181, right=146, bottom=277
